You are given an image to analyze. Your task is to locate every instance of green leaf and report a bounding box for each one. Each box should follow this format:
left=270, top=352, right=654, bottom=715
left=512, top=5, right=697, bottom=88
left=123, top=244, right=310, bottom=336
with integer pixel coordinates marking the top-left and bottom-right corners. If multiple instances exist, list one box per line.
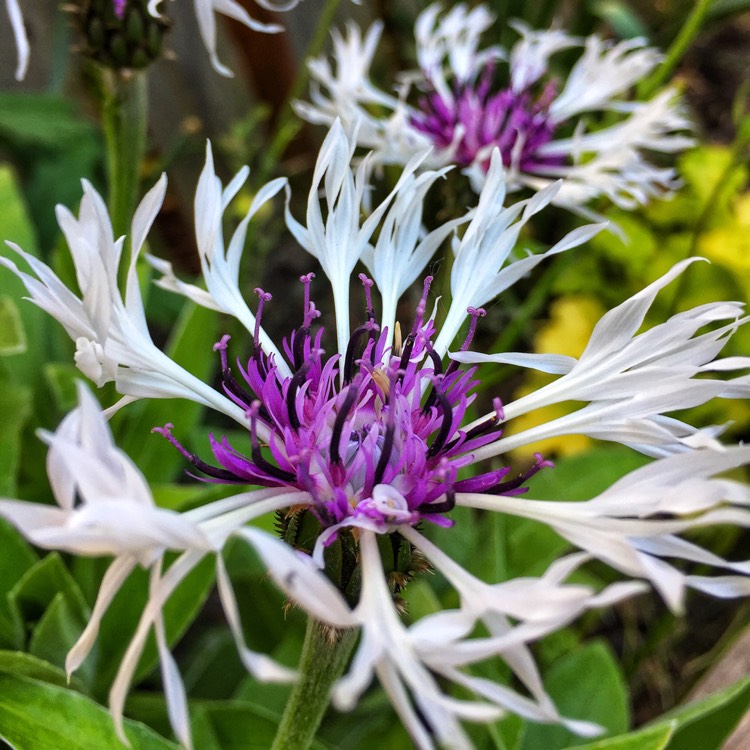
left=0, top=295, right=27, bottom=355
left=708, top=0, right=750, bottom=21
left=188, top=700, right=328, bottom=750
left=317, top=689, right=412, bottom=749
left=43, top=362, right=81, bottom=413
left=0, top=165, right=36, bottom=252
left=0, top=517, right=37, bottom=599
left=0, top=380, right=32, bottom=497
left=521, top=640, right=629, bottom=750
left=8, top=553, right=89, bottom=634
left=658, top=675, right=750, bottom=750
left=0, top=673, right=177, bottom=749
left=0, top=165, right=50, bottom=388
left=0, top=650, right=73, bottom=688
left=401, top=578, right=443, bottom=621
left=0, top=95, right=95, bottom=148
left=588, top=1, right=649, bottom=39
left=190, top=706, right=224, bottom=750
left=0, top=517, right=37, bottom=649
left=28, top=594, right=89, bottom=682
left=565, top=722, right=675, bottom=750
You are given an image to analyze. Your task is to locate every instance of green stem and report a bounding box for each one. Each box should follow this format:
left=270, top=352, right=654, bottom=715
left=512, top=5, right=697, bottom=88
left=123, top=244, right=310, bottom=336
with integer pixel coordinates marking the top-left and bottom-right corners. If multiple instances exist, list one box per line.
left=100, top=68, right=148, bottom=279
left=271, top=618, right=357, bottom=750
left=667, top=127, right=750, bottom=315
left=638, top=0, right=713, bottom=99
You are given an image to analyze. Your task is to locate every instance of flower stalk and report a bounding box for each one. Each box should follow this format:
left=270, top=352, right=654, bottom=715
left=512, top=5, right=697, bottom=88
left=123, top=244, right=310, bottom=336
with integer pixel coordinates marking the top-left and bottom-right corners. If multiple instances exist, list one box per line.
left=100, top=67, right=148, bottom=275
left=271, top=618, right=358, bottom=750
left=637, top=0, right=713, bottom=98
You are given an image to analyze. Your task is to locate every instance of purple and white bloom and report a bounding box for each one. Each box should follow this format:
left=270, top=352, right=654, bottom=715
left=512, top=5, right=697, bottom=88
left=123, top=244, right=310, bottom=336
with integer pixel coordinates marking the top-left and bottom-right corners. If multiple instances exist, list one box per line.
left=5, top=123, right=750, bottom=748
left=297, top=3, right=693, bottom=216
left=7, top=0, right=302, bottom=81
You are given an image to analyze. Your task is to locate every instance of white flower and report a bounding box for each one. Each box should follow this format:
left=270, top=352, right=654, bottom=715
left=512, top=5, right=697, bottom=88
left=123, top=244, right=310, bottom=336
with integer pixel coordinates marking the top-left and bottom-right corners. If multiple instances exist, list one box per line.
left=1, top=173, right=254, bottom=425
left=166, top=0, right=298, bottom=76
left=453, top=257, right=750, bottom=457
left=334, top=530, right=640, bottom=749
left=6, top=124, right=750, bottom=748
left=456, top=447, right=750, bottom=614
left=298, top=3, right=693, bottom=214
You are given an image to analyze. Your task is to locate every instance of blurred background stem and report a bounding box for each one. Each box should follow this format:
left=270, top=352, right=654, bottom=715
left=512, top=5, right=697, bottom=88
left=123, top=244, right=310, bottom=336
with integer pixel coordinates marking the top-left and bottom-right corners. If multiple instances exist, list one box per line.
left=99, top=68, right=147, bottom=280
left=258, top=0, right=343, bottom=184
left=638, top=0, right=713, bottom=98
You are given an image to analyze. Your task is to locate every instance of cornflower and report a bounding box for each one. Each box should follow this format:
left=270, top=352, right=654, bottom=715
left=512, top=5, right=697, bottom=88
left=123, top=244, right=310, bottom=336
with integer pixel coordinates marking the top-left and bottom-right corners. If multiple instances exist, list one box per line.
left=297, top=3, right=693, bottom=217
left=3, top=122, right=750, bottom=749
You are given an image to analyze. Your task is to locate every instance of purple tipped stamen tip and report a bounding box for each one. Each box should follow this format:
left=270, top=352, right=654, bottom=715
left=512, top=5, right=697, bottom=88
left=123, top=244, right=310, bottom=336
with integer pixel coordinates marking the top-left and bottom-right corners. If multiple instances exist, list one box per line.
left=213, top=334, right=231, bottom=352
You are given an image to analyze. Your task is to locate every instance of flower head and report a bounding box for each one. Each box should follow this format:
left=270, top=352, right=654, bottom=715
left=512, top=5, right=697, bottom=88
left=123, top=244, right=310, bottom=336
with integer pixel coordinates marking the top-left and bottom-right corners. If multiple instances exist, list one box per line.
left=4, top=124, right=750, bottom=749
left=297, top=4, right=693, bottom=214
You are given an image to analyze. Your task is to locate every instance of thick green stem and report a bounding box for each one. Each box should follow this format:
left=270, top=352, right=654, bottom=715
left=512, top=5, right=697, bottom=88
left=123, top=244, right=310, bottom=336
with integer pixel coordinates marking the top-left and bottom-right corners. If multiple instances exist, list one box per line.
left=100, top=68, right=148, bottom=273
left=638, top=0, right=713, bottom=98
left=667, top=123, right=750, bottom=315
left=271, top=618, right=357, bottom=750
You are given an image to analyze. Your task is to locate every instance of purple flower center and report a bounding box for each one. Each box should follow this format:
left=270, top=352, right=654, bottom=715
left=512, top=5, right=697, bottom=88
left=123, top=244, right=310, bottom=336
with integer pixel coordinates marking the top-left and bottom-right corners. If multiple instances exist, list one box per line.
left=156, top=275, right=550, bottom=540
left=113, top=0, right=126, bottom=19
left=410, top=67, right=564, bottom=173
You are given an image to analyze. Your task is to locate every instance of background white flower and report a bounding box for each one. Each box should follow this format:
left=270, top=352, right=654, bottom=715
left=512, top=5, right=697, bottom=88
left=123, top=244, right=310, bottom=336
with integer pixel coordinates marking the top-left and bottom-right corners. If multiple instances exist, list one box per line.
left=297, top=3, right=693, bottom=215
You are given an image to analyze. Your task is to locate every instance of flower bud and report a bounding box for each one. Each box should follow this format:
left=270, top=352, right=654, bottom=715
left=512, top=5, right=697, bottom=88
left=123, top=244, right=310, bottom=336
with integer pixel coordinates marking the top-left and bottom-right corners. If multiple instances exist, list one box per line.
left=78, top=0, right=170, bottom=71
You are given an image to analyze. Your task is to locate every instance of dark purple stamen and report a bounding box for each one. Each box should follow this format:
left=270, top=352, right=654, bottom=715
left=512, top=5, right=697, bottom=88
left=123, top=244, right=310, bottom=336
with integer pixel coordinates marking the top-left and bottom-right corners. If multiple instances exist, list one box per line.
left=344, top=321, right=379, bottom=385
left=359, top=273, right=376, bottom=322
left=153, top=424, right=241, bottom=482
left=330, top=386, right=359, bottom=466
left=285, top=364, right=310, bottom=431
left=427, top=383, right=454, bottom=459
left=444, top=400, right=503, bottom=452
left=373, top=420, right=396, bottom=488
left=421, top=347, right=445, bottom=415
left=418, top=489, right=455, bottom=514
left=215, top=336, right=255, bottom=402
left=252, top=288, right=272, bottom=360
left=293, top=275, right=321, bottom=370
left=397, top=333, right=416, bottom=378
left=249, top=404, right=296, bottom=482
left=487, top=453, right=552, bottom=495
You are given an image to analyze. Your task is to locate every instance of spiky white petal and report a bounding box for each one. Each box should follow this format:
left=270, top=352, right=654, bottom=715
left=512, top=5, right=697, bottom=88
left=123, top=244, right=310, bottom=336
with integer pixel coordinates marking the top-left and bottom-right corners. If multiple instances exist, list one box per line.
left=458, top=447, right=750, bottom=613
